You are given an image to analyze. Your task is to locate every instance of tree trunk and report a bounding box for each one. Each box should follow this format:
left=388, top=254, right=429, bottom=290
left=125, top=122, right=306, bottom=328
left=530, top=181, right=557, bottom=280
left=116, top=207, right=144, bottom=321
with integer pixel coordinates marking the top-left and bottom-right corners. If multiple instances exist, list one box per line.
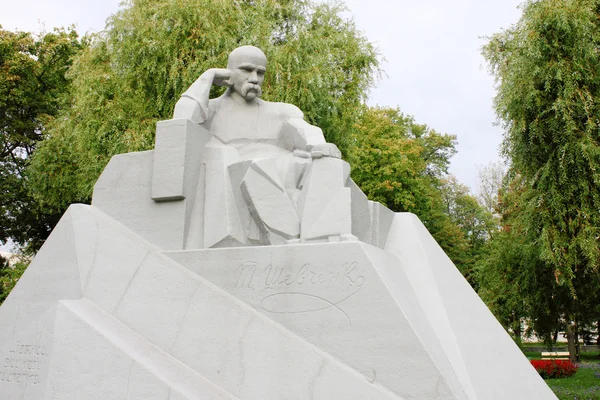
left=574, top=320, right=580, bottom=363
left=567, top=323, right=577, bottom=363
left=512, top=314, right=522, bottom=347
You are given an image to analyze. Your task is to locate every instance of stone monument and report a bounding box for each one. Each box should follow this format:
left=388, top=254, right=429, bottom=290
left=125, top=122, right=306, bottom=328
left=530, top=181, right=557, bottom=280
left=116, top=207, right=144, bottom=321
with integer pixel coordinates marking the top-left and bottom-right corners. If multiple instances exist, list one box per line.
left=0, top=46, right=557, bottom=399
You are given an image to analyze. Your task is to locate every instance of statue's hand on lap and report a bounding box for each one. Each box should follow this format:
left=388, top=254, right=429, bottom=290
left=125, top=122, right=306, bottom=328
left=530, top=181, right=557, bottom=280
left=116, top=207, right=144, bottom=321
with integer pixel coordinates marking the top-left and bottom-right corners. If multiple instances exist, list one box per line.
left=309, top=143, right=341, bottom=159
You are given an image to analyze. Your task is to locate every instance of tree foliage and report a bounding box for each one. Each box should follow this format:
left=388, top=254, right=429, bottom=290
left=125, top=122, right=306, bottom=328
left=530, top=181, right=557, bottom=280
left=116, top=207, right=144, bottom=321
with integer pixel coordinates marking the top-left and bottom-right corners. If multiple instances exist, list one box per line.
left=475, top=161, right=505, bottom=215
left=347, top=106, right=493, bottom=278
left=476, top=174, right=570, bottom=345
left=0, top=258, right=28, bottom=305
left=482, top=0, right=600, bottom=353
left=439, top=176, right=497, bottom=285
left=348, top=107, right=456, bottom=213
left=0, top=27, right=82, bottom=251
left=28, top=0, right=381, bottom=214
left=483, top=0, right=600, bottom=285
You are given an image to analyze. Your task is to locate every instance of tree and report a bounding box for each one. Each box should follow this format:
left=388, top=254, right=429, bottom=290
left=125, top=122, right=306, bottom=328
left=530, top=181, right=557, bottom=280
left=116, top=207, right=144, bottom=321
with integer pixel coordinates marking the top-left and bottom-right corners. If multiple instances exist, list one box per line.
left=476, top=229, right=535, bottom=346
left=27, top=0, right=381, bottom=216
left=475, top=161, right=505, bottom=215
left=0, top=257, right=28, bottom=305
left=476, top=174, right=570, bottom=346
left=0, top=27, right=83, bottom=251
left=347, top=106, right=475, bottom=271
left=439, top=176, right=497, bottom=286
left=483, top=0, right=600, bottom=360
left=348, top=107, right=456, bottom=212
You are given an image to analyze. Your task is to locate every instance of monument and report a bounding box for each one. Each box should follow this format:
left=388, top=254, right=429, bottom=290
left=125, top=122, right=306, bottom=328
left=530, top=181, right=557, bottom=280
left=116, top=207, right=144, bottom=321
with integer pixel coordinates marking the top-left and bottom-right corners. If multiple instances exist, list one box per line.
left=0, top=46, right=557, bottom=399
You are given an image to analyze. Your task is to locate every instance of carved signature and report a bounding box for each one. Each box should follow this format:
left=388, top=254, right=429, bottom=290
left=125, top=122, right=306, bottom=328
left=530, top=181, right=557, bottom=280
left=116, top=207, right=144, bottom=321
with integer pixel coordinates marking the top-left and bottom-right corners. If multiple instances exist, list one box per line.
left=260, top=289, right=361, bottom=325
left=234, top=261, right=365, bottom=290
left=233, top=261, right=365, bottom=325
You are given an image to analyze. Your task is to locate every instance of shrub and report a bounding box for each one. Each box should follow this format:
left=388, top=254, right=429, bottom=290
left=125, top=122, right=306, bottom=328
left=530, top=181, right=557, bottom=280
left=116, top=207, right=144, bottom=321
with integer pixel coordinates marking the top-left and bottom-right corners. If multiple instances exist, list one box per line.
left=531, top=360, right=578, bottom=379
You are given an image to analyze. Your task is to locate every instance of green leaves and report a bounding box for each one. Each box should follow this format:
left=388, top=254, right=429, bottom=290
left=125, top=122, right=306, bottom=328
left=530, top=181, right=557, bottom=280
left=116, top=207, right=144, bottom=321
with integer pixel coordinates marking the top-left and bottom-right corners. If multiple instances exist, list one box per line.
left=347, top=106, right=492, bottom=279
left=482, top=0, right=600, bottom=343
left=0, top=27, right=82, bottom=251
left=0, top=259, right=28, bottom=305
left=348, top=107, right=432, bottom=211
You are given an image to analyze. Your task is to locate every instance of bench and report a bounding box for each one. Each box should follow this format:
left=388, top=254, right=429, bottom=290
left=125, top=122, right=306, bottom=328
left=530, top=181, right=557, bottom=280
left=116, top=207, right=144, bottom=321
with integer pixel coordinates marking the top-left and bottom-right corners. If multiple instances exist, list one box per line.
left=541, top=351, right=570, bottom=360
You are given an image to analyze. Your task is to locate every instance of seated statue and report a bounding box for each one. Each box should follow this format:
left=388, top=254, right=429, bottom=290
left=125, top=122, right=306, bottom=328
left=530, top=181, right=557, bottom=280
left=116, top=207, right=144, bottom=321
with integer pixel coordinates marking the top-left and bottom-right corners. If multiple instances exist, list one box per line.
left=173, top=46, right=340, bottom=161
left=171, top=46, right=354, bottom=247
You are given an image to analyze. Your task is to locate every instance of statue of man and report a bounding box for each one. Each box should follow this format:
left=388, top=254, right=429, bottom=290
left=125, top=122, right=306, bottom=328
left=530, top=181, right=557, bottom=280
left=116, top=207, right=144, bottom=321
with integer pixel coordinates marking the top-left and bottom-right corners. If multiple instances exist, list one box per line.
left=173, top=45, right=352, bottom=247
left=173, top=45, right=340, bottom=160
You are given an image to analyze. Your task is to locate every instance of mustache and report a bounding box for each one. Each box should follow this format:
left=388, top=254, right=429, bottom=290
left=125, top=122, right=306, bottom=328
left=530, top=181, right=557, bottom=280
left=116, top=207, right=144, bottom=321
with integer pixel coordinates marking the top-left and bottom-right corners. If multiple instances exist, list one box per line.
left=241, top=83, right=262, bottom=97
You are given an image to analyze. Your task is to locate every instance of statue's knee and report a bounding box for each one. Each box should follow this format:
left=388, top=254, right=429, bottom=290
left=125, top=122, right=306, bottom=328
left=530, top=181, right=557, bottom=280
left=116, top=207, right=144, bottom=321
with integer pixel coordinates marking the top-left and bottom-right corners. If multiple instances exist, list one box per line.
left=310, top=157, right=351, bottom=184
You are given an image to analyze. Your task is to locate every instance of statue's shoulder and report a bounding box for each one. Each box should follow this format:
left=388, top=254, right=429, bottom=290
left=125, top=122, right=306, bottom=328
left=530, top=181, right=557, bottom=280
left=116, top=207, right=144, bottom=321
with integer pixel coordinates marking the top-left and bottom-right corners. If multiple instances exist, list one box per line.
left=261, top=100, right=304, bottom=120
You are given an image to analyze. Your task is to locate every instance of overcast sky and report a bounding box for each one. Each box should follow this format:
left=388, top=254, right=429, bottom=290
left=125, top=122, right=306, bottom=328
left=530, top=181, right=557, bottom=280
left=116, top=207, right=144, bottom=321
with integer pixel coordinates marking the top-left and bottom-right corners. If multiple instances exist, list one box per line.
left=1, top=0, right=524, bottom=191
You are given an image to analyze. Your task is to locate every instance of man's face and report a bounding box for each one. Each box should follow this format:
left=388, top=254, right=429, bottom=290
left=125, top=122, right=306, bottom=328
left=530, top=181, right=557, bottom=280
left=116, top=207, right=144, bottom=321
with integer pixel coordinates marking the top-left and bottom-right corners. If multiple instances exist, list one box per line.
left=229, top=51, right=266, bottom=101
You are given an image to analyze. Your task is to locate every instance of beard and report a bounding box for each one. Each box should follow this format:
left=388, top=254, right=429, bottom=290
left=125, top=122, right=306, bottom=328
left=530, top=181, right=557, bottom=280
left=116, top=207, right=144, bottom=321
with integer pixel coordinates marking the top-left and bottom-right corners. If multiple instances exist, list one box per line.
left=240, top=83, right=262, bottom=99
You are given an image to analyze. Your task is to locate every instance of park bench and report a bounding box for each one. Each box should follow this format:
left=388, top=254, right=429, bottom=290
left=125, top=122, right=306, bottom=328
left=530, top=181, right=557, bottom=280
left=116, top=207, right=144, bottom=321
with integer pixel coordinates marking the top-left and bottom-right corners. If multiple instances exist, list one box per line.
left=541, top=351, right=570, bottom=360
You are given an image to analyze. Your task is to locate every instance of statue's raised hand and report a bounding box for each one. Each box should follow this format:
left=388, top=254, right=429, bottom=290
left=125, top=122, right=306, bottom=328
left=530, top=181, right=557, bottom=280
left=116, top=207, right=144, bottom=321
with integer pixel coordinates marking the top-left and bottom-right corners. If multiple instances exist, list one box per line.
left=211, top=68, right=233, bottom=87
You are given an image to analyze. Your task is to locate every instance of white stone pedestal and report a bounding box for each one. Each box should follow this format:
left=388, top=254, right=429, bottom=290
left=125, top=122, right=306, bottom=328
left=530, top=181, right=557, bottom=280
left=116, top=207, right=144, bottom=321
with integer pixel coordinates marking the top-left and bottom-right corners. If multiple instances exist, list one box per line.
left=0, top=204, right=556, bottom=399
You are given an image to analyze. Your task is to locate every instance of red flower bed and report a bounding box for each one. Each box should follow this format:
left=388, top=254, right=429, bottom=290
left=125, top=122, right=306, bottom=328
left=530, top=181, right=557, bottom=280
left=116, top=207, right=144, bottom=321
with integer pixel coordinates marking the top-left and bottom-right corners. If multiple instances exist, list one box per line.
left=530, top=360, right=578, bottom=379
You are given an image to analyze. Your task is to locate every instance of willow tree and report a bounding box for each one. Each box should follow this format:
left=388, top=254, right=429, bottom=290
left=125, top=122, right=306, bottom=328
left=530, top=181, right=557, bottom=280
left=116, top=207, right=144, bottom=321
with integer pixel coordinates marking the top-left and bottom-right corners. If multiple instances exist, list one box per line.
left=27, top=0, right=380, bottom=215
left=483, top=0, right=600, bottom=359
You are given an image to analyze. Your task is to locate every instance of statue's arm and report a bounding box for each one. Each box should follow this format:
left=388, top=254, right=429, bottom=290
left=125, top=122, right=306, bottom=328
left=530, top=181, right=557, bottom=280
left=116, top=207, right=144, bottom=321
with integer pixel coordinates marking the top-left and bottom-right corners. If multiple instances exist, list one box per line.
left=173, top=68, right=231, bottom=124
left=278, top=107, right=341, bottom=158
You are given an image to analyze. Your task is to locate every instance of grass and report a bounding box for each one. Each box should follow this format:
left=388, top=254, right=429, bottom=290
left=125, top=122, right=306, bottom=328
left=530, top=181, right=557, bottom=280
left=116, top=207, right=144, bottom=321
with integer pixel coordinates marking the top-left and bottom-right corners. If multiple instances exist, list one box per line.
left=524, top=351, right=542, bottom=359
left=526, top=350, right=600, bottom=400
left=546, top=362, right=600, bottom=400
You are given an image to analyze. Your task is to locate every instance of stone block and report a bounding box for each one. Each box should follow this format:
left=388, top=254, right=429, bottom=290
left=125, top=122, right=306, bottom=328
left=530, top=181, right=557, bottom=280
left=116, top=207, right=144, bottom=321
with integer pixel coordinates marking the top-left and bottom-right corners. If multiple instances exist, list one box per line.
left=384, top=212, right=557, bottom=399
left=112, top=252, right=200, bottom=353
left=203, top=145, right=246, bottom=248
left=166, top=243, right=465, bottom=399
left=298, top=157, right=352, bottom=241
left=151, top=118, right=209, bottom=202
left=369, top=200, right=395, bottom=248
left=348, top=178, right=372, bottom=244
left=241, top=161, right=300, bottom=243
left=0, top=203, right=557, bottom=399
left=46, top=299, right=237, bottom=400
left=93, top=151, right=189, bottom=250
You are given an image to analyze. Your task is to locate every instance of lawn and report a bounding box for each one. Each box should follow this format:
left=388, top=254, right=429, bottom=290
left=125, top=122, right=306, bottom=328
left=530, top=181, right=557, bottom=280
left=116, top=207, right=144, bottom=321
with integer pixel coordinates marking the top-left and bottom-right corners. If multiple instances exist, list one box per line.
left=546, top=362, right=600, bottom=400
left=525, top=351, right=600, bottom=400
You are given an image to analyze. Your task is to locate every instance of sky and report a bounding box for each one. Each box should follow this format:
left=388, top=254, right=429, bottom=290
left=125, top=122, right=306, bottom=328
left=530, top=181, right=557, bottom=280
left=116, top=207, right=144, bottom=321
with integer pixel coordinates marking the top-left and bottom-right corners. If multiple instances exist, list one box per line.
left=1, top=0, right=524, bottom=191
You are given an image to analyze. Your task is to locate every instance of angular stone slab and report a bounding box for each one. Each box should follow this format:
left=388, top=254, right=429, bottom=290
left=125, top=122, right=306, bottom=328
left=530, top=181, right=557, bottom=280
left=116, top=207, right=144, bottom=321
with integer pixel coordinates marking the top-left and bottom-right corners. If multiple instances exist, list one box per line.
left=202, top=145, right=245, bottom=248
left=384, top=213, right=557, bottom=400
left=151, top=118, right=210, bottom=202
left=71, top=207, right=404, bottom=399
left=93, top=152, right=190, bottom=250
left=0, top=205, right=411, bottom=399
left=348, top=178, right=373, bottom=244
left=166, top=243, right=466, bottom=399
left=47, top=299, right=238, bottom=400
left=0, top=203, right=557, bottom=400
left=369, top=200, right=395, bottom=248
left=299, top=157, right=352, bottom=241
left=0, top=208, right=81, bottom=400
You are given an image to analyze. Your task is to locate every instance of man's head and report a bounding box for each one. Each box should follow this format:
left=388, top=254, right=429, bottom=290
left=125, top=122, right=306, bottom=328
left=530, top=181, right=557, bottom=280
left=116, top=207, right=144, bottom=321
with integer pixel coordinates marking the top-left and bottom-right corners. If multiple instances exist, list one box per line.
left=227, top=46, right=267, bottom=101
